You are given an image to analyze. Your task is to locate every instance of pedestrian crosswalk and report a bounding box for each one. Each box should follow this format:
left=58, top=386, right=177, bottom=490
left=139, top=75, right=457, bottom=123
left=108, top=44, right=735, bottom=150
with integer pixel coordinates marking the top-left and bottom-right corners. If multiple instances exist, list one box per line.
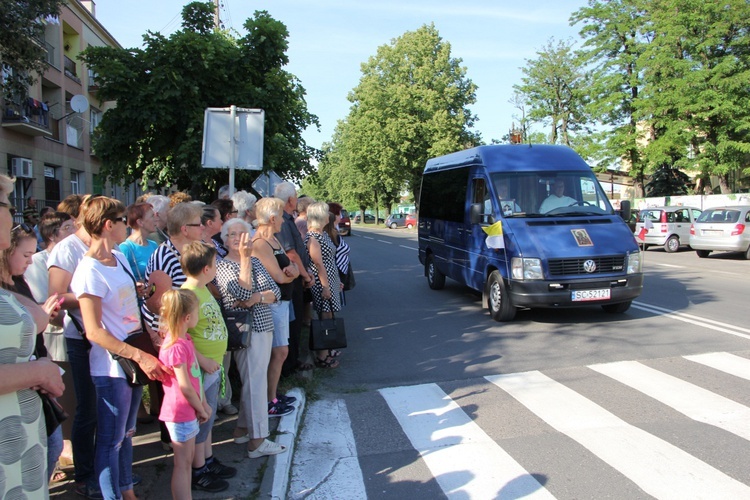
left=291, top=351, right=750, bottom=499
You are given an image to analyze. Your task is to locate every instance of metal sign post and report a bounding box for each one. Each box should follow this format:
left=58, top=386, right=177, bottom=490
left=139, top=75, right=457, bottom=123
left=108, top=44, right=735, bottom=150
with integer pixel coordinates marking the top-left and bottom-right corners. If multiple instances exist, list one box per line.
left=201, top=107, right=264, bottom=196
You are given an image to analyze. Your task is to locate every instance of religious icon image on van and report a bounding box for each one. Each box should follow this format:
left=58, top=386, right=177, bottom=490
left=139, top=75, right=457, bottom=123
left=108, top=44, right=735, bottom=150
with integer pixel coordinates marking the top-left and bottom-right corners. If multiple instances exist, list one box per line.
left=571, top=229, right=593, bottom=247
left=501, top=200, right=515, bottom=217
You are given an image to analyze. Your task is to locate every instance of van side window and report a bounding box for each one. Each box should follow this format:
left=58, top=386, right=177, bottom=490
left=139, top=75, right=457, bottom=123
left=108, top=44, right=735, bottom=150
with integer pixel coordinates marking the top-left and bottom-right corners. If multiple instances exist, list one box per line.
left=420, top=166, right=469, bottom=223
left=472, top=178, right=492, bottom=223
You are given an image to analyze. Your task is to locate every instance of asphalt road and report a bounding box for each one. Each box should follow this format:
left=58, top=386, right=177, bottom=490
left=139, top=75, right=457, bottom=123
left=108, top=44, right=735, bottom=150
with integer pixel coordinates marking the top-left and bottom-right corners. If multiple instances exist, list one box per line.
left=289, top=223, right=750, bottom=499
left=325, top=224, right=750, bottom=390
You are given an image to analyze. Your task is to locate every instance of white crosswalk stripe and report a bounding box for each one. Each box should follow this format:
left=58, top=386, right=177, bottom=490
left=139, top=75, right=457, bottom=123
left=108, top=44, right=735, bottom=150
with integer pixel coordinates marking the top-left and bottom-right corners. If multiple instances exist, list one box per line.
left=590, top=360, right=750, bottom=441
left=374, top=352, right=750, bottom=499
left=380, top=383, right=555, bottom=500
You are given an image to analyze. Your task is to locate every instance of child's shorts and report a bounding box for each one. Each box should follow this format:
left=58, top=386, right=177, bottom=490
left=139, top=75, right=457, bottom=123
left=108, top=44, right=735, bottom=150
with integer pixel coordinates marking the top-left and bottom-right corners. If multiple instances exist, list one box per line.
left=165, top=419, right=200, bottom=443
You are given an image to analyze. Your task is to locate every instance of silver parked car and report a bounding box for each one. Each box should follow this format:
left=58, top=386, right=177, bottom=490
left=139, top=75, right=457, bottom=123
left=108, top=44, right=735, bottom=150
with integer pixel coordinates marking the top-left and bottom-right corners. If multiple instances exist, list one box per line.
left=689, top=206, right=750, bottom=259
left=634, top=206, right=702, bottom=252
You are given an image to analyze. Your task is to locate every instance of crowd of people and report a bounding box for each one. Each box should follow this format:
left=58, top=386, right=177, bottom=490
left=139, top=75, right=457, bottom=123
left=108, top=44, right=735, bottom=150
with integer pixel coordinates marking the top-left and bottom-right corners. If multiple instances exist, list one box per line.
left=0, top=175, right=353, bottom=500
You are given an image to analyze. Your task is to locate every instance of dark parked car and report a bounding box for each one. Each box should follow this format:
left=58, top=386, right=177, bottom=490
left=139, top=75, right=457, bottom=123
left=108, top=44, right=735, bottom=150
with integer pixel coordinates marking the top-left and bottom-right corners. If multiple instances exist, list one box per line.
left=338, top=209, right=351, bottom=236
left=354, top=213, right=383, bottom=224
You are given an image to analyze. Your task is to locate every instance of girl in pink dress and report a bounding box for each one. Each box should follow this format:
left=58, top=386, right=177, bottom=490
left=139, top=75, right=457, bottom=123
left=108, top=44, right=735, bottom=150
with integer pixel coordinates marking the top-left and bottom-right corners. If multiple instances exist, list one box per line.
left=158, top=289, right=212, bottom=499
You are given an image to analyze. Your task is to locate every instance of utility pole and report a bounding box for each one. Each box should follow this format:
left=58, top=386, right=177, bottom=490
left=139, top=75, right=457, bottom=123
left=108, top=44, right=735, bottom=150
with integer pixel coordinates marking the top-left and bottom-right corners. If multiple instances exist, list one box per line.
left=213, top=0, right=220, bottom=29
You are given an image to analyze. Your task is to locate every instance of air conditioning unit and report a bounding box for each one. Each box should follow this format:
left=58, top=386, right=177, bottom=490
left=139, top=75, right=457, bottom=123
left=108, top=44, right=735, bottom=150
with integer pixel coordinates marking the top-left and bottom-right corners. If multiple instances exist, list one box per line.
left=11, top=158, right=33, bottom=178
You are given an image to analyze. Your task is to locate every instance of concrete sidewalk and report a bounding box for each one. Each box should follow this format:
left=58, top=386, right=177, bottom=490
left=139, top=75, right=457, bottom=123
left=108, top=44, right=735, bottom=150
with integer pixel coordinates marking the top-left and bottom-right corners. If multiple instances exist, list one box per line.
left=49, top=387, right=305, bottom=499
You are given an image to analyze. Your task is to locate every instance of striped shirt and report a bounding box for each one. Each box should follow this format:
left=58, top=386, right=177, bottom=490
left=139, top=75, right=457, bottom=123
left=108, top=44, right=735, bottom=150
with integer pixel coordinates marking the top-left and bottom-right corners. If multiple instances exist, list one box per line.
left=215, top=257, right=280, bottom=333
left=142, top=239, right=186, bottom=331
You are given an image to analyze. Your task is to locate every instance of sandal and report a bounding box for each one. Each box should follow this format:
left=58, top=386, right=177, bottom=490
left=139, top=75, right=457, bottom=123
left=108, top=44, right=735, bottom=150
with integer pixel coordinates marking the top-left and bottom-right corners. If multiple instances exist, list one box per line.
left=314, top=356, right=339, bottom=369
left=50, top=466, right=67, bottom=483
left=329, top=349, right=342, bottom=358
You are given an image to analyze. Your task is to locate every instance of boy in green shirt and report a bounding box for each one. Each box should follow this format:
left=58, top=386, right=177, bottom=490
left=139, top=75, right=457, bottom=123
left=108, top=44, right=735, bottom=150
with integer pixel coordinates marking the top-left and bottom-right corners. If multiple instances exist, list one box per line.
left=179, top=242, right=235, bottom=492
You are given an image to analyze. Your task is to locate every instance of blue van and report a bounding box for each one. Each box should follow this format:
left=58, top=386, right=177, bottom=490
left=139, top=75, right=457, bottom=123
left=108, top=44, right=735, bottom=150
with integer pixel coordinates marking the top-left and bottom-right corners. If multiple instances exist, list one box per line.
left=417, top=144, right=643, bottom=321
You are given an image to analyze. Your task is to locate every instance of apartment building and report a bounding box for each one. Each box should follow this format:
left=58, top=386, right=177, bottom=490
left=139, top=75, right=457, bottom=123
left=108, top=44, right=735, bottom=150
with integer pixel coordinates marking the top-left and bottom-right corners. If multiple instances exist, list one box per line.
left=1, top=0, right=132, bottom=215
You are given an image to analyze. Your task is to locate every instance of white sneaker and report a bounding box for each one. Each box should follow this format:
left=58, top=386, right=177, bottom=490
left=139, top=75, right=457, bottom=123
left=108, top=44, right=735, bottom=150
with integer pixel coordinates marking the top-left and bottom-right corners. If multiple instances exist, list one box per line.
left=247, top=439, right=286, bottom=458
left=233, top=433, right=250, bottom=444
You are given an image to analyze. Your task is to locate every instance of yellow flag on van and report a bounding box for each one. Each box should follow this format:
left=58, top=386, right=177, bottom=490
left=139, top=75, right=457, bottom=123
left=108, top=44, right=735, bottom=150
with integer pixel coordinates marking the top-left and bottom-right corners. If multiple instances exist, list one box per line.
left=482, top=220, right=504, bottom=249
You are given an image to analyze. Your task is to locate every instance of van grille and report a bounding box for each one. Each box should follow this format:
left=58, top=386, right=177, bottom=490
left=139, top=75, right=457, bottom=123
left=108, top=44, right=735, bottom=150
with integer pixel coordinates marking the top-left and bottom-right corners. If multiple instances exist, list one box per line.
left=547, top=255, right=626, bottom=276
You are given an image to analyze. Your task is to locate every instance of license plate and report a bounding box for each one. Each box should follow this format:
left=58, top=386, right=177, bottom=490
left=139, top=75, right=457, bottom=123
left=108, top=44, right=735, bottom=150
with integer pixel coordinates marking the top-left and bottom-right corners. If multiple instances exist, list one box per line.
left=571, top=289, right=611, bottom=302
left=702, top=230, right=723, bottom=236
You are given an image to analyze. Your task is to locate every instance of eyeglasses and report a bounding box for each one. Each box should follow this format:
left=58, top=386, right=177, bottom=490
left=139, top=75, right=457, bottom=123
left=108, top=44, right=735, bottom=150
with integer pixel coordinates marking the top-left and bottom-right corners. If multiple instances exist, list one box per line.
left=230, top=210, right=239, bottom=214
left=226, top=231, right=247, bottom=239
left=0, top=200, right=10, bottom=209
left=111, top=216, right=128, bottom=224
left=185, top=223, right=203, bottom=227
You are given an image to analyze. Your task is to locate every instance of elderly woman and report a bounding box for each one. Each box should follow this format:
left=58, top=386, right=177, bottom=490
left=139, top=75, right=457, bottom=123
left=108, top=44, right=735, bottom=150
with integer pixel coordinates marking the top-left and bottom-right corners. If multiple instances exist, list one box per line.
left=252, top=197, right=300, bottom=411
left=146, top=194, right=171, bottom=244
left=231, top=190, right=257, bottom=231
left=214, top=218, right=289, bottom=458
left=305, top=202, right=342, bottom=369
left=71, top=196, right=169, bottom=500
left=119, top=202, right=159, bottom=283
left=0, top=175, right=65, bottom=496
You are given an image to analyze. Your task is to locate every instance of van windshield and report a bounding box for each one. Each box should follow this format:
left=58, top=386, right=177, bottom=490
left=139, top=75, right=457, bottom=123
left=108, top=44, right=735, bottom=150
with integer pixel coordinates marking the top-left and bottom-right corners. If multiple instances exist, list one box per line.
left=490, top=171, right=613, bottom=217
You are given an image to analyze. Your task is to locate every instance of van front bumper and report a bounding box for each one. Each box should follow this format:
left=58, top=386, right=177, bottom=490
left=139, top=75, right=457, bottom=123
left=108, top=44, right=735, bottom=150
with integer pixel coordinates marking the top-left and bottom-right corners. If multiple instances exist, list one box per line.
left=509, top=274, right=644, bottom=308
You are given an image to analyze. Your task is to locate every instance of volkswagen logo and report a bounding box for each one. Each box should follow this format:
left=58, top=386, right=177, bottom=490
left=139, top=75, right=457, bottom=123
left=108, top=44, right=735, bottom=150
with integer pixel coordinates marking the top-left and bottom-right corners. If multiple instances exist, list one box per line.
left=583, top=259, right=597, bottom=273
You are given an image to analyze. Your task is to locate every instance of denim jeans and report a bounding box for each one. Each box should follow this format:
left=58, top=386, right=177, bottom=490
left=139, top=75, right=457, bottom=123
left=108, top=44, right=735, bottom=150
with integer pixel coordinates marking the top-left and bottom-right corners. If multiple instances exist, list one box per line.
left=92, top=376, right=142, bottom=500
left=47, top=425, right=64, bottom=479
left=66, top=337, right=97, bottom=483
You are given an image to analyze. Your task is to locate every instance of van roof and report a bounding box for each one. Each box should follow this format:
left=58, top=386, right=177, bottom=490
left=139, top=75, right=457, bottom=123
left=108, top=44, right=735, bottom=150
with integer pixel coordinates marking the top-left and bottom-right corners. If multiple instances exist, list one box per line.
left=424, top=144, right=590, bottom=173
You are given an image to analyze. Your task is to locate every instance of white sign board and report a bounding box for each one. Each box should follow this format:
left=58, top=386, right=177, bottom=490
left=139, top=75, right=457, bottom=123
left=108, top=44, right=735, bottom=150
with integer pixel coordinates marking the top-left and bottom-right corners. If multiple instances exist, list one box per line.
left=252, top=171, right=284, bottom=198
left=201, top=107, right=264, bottom=170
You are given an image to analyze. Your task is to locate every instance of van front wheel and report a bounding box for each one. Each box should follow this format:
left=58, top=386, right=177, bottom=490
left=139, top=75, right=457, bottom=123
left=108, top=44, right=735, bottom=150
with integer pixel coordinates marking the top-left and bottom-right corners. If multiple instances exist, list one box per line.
left=426, top=255, right=445, bottom=290
left=486, top=271, right=516, bottom=322
left=602, top=301, right=631, bottom=313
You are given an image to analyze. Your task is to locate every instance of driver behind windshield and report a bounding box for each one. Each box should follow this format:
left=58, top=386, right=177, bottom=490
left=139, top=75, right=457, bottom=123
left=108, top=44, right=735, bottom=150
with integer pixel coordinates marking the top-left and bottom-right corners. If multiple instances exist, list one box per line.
left=540, top=179, right=577, bottom=213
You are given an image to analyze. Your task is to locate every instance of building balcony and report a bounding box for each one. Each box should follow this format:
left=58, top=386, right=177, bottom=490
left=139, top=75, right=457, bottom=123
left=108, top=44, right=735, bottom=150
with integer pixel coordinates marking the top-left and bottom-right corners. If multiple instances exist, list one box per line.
left=63, top=55, right=80, bottom=84
left=2, top=99, right=53, bottom=137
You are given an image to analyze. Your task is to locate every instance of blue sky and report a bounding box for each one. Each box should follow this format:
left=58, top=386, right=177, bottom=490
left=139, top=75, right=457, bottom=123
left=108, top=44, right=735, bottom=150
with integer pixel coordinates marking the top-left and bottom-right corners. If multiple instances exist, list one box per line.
left=94, top=0, right=585, bottom=151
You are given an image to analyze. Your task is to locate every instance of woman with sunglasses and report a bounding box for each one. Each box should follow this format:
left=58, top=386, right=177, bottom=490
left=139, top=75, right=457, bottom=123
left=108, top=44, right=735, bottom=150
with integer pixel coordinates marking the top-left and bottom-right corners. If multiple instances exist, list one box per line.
left=71, top=196, right=169, bottom=500
left=0, top=174, right=65, bottom=497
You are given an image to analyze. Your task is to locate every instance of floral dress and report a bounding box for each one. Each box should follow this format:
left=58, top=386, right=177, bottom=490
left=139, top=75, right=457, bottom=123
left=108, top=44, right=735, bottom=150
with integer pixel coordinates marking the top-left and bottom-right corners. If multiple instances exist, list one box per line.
left=305, top=231, right=341, bottom=314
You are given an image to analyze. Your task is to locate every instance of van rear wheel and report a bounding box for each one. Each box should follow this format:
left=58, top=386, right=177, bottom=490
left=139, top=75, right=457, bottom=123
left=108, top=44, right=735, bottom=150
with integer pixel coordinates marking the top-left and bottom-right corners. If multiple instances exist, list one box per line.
left=486, top=271, right=516, bottom=322
left=426, top=255, right=445, bottom=290
left=602, top=301, right=631, bottom=313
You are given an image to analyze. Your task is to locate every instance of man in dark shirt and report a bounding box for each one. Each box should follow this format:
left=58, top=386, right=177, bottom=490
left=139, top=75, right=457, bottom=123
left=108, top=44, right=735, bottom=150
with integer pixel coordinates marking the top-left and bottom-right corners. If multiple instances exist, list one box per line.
left=274, top=182, right=314, bottom=376
left=23, top=196, right=39, bottom=226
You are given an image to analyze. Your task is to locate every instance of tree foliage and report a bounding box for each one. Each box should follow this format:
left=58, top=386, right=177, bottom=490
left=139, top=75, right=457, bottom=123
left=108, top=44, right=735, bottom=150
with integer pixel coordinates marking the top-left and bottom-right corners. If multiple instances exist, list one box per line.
left=0, top=0, right=65, bottom=99
left=80, top=2, right=318, bottom=196
left=571, top=0, right=649, bottom=196
left=637, top=0, right=750, bottom=194
left=645, top=164, right=691, bottom=196
left=513, top=38, right=591, bottom=148
left=309, top=24, right=479, bottom=212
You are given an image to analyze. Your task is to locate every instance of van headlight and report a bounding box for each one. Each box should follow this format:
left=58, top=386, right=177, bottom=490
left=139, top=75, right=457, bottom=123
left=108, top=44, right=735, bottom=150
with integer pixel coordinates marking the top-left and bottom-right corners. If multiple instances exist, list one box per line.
left=511, top=257, right=543, bottom=280
left=626, top=251, right=642, bottom=274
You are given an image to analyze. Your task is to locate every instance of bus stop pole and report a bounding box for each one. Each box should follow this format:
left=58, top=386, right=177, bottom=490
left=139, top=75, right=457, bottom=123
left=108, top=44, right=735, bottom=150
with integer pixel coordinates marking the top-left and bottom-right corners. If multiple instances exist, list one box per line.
left=229, top=104, right=236, bottom=196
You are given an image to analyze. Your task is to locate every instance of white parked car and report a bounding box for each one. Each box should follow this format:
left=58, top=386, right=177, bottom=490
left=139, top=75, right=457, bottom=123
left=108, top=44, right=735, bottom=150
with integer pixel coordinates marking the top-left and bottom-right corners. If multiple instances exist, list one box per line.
left=634, top=206, right=702, bottom=252
left=689, top=206, right=750, bottom=259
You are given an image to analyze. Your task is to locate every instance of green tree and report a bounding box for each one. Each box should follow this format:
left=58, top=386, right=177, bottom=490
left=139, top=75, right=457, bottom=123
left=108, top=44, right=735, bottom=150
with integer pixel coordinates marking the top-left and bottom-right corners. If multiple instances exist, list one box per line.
left=0, top=0, right=65, bottom=99
left=637, top=0, right=750, bottom=194
left=80, top=2, right=318, bottom=196
left=337, top=24, right=480, bottom=209
left=571, top=0, right=650, bottom=197
left=514, top=38, right=591, bottom=148
left=644, top=163, right=691, bottom=196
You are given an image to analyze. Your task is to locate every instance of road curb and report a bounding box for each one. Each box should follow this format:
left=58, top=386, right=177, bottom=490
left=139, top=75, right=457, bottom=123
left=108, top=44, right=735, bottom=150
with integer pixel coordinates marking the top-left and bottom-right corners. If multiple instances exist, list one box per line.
left=262, top=387, right=306, bottom=499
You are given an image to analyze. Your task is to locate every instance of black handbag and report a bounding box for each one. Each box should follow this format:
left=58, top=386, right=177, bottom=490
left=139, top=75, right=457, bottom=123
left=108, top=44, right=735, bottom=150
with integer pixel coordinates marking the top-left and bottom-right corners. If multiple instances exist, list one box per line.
left=310, top=316, right=347, bottom=350
left=339, top=264, right=356, bottom=291
left=111, top=329, right=154, bottom=386
left=39, top=392, right=68, bottom=437
left=222, top=307, right=252, bottom=351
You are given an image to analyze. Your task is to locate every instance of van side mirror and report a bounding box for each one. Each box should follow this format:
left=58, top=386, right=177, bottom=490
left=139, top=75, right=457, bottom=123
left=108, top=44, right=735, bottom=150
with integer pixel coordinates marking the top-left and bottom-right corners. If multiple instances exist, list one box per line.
left=470, top=203, right=483, bottom=224
left=619, top=200, right=631, bottom=222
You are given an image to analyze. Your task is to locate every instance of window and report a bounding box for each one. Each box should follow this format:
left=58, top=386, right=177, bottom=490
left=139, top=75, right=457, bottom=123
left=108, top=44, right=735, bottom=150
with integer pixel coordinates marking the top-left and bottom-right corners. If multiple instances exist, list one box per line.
left=420, top=167, right=469, bottom=223
left=90, top=107, right=102, bottom=134
left=70, top=170, right=82, bottom=194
